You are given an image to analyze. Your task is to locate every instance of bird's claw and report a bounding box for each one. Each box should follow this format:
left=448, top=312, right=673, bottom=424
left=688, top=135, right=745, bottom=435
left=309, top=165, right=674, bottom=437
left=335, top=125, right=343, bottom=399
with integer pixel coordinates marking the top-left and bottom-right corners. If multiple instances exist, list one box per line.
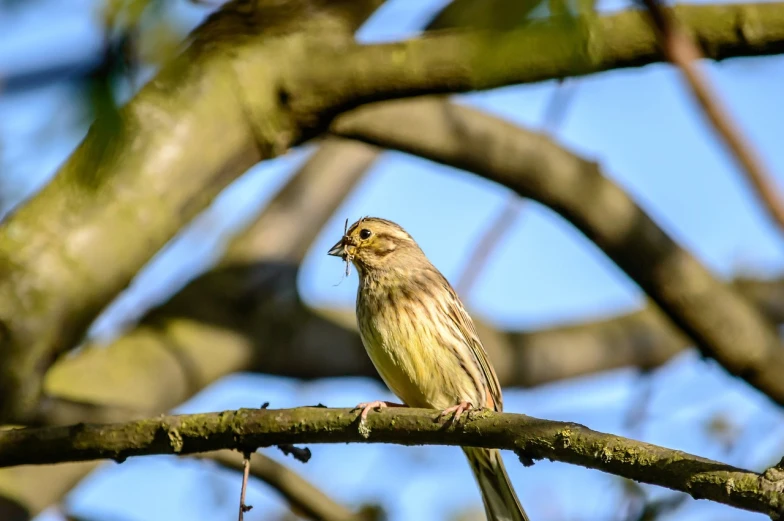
left=438, top=401, right=474, bottom=423
left=352, top=400, right=406, bottom=423
left=353, top=400, right=389, bottom=423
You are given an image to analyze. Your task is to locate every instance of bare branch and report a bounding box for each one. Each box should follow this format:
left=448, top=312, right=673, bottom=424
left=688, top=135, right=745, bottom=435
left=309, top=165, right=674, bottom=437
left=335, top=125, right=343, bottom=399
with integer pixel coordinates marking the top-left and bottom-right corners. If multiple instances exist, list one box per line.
left=332, top=97, right=784, bottom=406
left=456, top=196, right=522, bottom=297
left=2, top=407, right=783, bottom=517
left=641, top=0, right=784, bottom=239
left=539, top=79, right=579, bottom=135
left=455, top=76, right=577, bottom=298
left=207, top=450, right=366, bottom=521
left=238, top=452, right=252, bottom=521
left=41, top=273, right=784, bottom=404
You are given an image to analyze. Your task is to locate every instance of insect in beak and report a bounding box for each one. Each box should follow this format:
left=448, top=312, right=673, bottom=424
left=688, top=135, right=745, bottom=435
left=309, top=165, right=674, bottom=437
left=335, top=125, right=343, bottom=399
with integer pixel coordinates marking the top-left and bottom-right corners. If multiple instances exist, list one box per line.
left=328, top=238, right=355, bottom=278
left=328, top=219, right=357, bottom=278
left=328, top=218, right=352, bottom=259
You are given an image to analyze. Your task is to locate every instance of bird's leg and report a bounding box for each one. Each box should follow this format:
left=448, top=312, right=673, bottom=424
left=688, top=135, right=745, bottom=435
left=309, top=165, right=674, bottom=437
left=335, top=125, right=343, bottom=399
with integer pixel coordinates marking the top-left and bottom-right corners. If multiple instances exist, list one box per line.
left=438, top=401, right=474, bottom=423
left=352, top=400, right=407, bottom=422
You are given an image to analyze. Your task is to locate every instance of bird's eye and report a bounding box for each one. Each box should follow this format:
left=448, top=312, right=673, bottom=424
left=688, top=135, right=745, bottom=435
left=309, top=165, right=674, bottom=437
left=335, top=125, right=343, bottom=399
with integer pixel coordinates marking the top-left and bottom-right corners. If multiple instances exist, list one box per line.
left=359, top=229, right=372, bottom=240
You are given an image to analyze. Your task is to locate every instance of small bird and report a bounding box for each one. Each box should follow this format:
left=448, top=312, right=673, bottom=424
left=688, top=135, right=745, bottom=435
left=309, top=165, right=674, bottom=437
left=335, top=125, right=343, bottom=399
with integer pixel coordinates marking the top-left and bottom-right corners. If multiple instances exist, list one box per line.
left=328, top=217, right=529, bottom=521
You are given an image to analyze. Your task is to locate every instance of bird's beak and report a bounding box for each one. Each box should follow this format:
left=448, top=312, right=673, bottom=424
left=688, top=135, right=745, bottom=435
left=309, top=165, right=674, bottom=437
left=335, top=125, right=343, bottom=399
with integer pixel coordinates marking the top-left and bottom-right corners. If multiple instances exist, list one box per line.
left=327, top=238, right=346, bottom=258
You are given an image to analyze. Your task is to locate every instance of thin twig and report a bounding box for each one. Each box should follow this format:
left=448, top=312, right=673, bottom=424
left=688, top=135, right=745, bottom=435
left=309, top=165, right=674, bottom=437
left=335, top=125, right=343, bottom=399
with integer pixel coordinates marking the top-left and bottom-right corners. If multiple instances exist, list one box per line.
left=277, top=444, right=312, bottom=463
left=238, top=451, right=253, bottom=521
left=540, top=79, right=578, bottom=135
left=641, top=0, right=784, bottom=238
left=207, top=450, right=365, bottom=521
left=455, top=79, right=578, bottom=297
left=456, top=197, right=521, bottom=297
left=623, top=371, right=655, bottom=435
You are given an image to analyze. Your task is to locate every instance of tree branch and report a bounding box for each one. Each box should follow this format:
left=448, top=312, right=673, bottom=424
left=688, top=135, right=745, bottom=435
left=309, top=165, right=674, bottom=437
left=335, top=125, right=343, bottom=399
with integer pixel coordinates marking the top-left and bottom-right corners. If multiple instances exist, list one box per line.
left=293, top=2, right=784, bottom=114
left=455, top=196, right=523, bottom=298
left=42, top=138, right=378, bottom=415
left=0, top=137, right=379, bottom=520
left=455, top=75, right=576, bottom=298
left=2, top=407, right=783, bottom=517
left=40, top=273, right=784, bottom=403
left=36, top=109, right=784, bottom=409
left=205, top=450, right=367, bottom=521
left=641, top=0, right=784, bottom=240
left=332, top=97, right=784, bottom=406
left=0, top=0, right=384, bottom=423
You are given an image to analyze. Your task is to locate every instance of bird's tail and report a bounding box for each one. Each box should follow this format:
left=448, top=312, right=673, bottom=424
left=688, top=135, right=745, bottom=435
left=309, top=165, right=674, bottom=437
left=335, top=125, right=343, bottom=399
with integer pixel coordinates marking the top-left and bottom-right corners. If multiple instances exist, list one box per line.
left=463, top=447, right=530, bottom=521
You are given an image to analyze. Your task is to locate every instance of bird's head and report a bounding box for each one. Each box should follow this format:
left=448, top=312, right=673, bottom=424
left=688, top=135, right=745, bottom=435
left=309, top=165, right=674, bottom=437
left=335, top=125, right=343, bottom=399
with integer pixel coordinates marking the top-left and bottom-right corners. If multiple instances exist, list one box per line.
left=327, top=217, right=422, bottom=274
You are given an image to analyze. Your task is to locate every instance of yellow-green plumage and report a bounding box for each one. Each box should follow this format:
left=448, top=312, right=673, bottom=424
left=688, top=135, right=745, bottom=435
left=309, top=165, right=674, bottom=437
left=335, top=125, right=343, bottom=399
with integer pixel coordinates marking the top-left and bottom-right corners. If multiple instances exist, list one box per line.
left=357, top=264, right=491, bottom=410
left=328, top=217, right=530, bottom=521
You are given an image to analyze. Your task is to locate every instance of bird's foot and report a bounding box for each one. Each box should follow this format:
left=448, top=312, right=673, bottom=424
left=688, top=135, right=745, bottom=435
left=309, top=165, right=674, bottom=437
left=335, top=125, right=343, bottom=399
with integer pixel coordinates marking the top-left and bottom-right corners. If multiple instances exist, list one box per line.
left=352, top=400, right=406, bottom=423
left=438, top=401, right=474, bottom=423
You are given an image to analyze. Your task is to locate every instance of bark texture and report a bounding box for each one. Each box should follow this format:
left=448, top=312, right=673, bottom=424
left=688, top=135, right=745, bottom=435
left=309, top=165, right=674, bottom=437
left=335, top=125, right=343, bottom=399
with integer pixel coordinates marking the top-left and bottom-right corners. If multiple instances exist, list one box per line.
left=2, top=407, right=783, bottom=518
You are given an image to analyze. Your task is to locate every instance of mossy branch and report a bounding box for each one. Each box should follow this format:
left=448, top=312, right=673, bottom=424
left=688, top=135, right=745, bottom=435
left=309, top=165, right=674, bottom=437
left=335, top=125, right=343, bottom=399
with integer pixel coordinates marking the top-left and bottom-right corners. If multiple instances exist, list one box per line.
left=293, top=2, right=784, bottom=114
left=0, top=138, right=378, bottom=521
left=1, top=407, right=783, bottom=517
left=0, top=0, right=383, bottom=424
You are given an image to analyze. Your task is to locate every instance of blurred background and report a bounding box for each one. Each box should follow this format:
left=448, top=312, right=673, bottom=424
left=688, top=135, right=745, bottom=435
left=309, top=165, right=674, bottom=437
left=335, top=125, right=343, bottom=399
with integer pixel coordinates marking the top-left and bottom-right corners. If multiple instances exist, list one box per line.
left=2, top=0, right=784, bottom=520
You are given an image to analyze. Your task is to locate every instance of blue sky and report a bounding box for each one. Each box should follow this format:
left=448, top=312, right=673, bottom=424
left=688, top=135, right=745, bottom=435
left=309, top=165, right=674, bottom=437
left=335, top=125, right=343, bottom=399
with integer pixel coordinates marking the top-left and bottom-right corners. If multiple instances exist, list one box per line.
left=2, top=0, right=784, bottom=520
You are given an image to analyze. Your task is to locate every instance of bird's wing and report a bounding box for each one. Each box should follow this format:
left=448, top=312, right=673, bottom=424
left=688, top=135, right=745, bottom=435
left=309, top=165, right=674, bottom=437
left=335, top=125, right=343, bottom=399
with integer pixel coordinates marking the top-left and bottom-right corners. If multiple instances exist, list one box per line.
left=441, top=278, right=504, bottom=412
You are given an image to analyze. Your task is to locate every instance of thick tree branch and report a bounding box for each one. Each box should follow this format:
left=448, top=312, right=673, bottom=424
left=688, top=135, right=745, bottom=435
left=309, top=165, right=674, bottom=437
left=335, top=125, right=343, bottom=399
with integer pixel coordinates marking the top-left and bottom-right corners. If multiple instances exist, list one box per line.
left=0, top=137, right=379, bottom=520
left=42, top=139, right=378, bottom=414
left=292, top=2, right=784, bottom=114
left=331, top=97, right=784, bottom=406
left=2, top=1, right=784, bottom=422
left=0, top=0, right=384, bottom=423
left=41, top=274, right=784, bottom=404
left=2, top=407, right=783, bottom=517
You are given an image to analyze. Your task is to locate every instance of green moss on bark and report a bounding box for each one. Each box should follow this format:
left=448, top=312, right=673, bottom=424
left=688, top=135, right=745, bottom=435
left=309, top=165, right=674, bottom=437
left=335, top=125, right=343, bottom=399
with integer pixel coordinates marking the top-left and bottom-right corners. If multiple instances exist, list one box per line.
left=1, top=407, right=782, bottom=517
